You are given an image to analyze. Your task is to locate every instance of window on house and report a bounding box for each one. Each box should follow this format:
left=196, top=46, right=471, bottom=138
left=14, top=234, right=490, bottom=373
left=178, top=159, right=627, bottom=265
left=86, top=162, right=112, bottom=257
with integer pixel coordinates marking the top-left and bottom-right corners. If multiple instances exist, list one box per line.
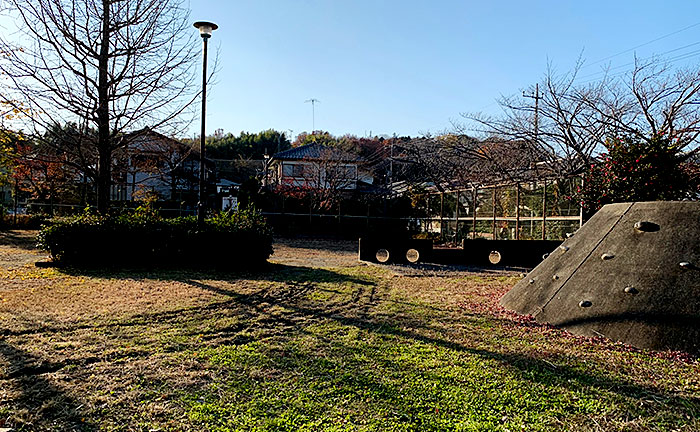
left=326, top=164, right=356, bottom=180
left=282, top=163, right=312, bottom=178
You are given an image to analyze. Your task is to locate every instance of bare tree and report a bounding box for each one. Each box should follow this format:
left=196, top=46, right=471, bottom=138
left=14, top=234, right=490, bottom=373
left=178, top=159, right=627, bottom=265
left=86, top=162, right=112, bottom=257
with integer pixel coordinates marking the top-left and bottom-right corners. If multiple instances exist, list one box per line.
left=464, top=61, right=608, bottom=177
left=399, top=134, right=544, bottom=192
left=462, top=57, right=700, bottom=176
left=0, top=0, right=202, bottom=212
left=592, top=58, right=700, bottom=149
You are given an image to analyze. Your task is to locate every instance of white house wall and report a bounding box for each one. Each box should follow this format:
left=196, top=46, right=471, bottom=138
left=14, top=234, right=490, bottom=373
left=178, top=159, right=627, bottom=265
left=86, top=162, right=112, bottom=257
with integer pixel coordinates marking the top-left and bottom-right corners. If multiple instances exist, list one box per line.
left=278, top=161, right=359, bottom=189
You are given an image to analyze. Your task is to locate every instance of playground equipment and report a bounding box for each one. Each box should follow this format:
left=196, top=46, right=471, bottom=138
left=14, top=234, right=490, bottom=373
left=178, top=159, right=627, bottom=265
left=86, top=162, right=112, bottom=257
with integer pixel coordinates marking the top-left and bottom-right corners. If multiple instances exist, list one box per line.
left=501, top=201, right=700, bottom=354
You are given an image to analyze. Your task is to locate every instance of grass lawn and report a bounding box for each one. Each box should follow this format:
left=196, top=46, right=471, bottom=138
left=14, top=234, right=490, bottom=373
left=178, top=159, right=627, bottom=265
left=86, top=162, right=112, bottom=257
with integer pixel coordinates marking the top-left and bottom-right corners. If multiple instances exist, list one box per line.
left=0, top=232, right=698, bottom=431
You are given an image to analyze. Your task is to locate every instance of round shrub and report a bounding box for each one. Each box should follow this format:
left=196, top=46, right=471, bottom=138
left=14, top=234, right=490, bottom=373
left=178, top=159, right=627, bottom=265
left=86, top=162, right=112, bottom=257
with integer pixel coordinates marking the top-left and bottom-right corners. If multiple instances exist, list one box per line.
left=36, top=209, right=273, bottom=269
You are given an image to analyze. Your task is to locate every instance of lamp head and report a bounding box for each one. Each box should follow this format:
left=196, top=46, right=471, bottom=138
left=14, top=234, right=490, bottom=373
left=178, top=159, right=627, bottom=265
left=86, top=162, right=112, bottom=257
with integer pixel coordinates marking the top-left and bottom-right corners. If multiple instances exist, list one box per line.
left=194, top=21, right=218, bottom=38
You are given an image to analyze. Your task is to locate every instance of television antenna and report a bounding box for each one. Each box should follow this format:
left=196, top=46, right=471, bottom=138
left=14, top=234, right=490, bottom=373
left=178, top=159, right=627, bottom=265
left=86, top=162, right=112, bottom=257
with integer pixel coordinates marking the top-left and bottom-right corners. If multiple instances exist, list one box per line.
left=305, top=98, right=320, bottom=132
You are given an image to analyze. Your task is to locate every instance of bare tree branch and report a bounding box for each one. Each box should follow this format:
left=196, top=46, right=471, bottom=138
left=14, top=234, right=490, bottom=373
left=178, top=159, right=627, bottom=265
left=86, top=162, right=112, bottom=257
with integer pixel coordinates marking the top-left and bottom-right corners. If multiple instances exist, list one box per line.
left=0, top=0, right=205, bottom=212
left=460, top=57, right=700, bottom=178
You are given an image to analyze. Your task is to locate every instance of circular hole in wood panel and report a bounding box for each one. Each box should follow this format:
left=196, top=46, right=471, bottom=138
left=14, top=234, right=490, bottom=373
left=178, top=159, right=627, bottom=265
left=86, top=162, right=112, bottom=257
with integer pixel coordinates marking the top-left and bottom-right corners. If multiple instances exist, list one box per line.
left=375, top=248, right=390, bottom=263
left=405, top=248, right=420, bottom=263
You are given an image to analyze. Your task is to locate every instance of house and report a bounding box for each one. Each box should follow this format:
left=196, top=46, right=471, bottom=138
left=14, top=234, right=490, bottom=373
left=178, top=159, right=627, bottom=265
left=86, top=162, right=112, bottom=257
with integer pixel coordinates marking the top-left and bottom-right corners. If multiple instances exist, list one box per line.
left=111, top=128, right=215, bottom=203
left=267, top=142, right=371, bottom=190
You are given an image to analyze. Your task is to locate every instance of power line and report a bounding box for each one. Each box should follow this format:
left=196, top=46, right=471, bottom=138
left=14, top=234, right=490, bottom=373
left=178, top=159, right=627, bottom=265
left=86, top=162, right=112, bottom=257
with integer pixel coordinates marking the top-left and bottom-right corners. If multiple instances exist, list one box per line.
left=575, top=40, right=700, bottom=82
left=580, top=20, right=700, bottom=70
left=576, top=47, right=700, bottom=86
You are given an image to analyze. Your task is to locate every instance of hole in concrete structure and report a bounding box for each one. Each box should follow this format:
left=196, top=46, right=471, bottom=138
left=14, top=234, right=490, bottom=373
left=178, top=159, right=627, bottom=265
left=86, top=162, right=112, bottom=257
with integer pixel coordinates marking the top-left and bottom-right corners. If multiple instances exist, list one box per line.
left=488, top=251, right=502, bottom=265
left=375, top=248, right=390, bottom=263
left=634, top=221, right=660, bottom=232
left=500, top=201, right=700, bottom=355
left=405, top=248, right=420, bottom=263
left=679, top=262, right=697, bottom=270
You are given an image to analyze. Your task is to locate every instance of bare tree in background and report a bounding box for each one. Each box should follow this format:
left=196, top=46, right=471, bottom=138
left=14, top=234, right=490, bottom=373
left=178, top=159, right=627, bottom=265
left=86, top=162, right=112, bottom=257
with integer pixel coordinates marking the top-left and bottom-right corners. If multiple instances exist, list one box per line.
left=463, top=57, right=700, bottom=176
left=0, top=0, right=202, bottom=213
left=399, top=134, right=544, bottom=192
left=592, top=58, right=700, bottom=148
left=463, top=61, right=607, bottom=177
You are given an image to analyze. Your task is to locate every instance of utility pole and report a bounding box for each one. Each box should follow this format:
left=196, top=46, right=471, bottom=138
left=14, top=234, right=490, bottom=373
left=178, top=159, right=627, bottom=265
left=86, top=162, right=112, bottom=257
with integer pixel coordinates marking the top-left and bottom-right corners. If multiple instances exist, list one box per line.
left=387, top=139, right=394, bottom=187
left=522, top=83, right=540, bottom=141
left=523, top=83, right=545, bottom=239
left=305, top=98, right=320, bottom=132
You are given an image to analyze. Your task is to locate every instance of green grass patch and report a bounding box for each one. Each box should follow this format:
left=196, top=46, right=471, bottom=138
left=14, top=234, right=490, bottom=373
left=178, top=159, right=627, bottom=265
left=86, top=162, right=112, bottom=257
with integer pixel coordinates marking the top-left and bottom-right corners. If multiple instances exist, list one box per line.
left=0, top=254, right=697, bottom=431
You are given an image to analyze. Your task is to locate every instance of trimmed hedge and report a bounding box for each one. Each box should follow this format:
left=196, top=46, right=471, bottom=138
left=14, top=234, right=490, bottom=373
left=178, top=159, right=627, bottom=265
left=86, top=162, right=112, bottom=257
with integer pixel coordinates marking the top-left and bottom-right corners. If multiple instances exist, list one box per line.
left=37, top=209, right=273, bottom=269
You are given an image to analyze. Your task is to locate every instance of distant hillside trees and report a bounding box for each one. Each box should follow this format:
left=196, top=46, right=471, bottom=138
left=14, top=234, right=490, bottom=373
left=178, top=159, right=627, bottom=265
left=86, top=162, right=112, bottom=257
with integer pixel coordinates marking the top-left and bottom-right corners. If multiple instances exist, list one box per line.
left=292, top=131, right=337, bottom=148
left=194, top=129, right=292, bottom=160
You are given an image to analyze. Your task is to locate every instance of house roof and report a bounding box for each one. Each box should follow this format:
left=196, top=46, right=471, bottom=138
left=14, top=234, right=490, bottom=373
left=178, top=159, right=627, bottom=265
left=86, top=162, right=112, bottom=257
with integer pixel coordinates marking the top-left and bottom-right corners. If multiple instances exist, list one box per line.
left=272, top=142, right=362, bottom=162
left=126, top=127, right=201, bottom=155
left=127, top=127, right=179, bottom=146
left=121, top=127, right=221, bottom=168
left=216, top=178, right=240, bottom=187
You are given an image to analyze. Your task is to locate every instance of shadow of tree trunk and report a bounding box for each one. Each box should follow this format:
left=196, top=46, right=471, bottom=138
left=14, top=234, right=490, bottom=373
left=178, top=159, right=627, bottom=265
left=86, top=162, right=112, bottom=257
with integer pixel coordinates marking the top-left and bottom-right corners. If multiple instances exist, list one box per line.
left=0, top=340, right=96, bottom=431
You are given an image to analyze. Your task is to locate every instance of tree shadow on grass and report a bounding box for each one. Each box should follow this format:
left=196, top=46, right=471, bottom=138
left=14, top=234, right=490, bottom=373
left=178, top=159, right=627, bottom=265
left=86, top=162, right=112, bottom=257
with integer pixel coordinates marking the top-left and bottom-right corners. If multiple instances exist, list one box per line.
left=2, top=268, right=698, bottom=429
left=0, top=340, right=97, bottom=431
left=182, top=278, right=700, bottom=416
left=0, top=263, right=386, bottom=339
left=56, top=262, right=375, bottom=284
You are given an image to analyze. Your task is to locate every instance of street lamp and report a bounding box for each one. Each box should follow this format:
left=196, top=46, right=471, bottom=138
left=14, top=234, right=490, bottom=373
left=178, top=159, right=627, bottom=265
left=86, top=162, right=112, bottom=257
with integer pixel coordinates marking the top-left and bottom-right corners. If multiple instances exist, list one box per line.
left=194, top=20, right=218, bottom=226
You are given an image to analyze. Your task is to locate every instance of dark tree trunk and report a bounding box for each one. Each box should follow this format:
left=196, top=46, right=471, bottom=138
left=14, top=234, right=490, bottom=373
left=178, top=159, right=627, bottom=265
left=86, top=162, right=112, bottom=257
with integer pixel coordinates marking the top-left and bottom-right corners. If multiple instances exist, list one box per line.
left=96, top=0, right=111, bottom=214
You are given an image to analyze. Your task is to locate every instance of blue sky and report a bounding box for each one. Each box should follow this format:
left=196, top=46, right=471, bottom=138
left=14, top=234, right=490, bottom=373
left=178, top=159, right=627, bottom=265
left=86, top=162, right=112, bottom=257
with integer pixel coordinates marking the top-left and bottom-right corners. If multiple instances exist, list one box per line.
left=189, top=1, right=700, bottom=139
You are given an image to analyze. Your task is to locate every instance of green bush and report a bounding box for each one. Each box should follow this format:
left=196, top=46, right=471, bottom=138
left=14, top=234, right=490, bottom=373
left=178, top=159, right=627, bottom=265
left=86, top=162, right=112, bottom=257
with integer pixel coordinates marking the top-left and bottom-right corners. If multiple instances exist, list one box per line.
left=36, top=209, right=273, bottom=269
left=578, top=134, right=699, bottom=216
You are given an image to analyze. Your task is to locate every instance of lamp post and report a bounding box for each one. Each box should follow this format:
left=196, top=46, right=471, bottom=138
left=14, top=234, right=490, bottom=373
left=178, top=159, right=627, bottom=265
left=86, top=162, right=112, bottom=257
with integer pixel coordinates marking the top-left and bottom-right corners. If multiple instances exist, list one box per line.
left=194, top=20, right=218, bottom=226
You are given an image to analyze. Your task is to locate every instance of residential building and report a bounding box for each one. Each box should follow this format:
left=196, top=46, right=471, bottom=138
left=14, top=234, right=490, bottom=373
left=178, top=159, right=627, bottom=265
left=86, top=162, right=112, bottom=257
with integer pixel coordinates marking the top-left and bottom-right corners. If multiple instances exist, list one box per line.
left=267, top=142, right=371, bottom=190
left=111, top=128, right=214, bottom=203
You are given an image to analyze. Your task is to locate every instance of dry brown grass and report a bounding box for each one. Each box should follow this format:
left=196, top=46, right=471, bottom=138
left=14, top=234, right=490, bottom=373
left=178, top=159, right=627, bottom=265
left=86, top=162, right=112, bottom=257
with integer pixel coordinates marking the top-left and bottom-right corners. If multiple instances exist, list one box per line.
left=0, top=232, right=697, bottom=431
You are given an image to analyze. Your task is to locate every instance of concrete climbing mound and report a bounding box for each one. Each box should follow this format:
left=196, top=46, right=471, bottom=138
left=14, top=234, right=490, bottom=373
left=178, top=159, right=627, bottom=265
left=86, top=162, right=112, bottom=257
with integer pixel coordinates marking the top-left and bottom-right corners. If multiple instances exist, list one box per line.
left=501, top=201, right=700, bottom=354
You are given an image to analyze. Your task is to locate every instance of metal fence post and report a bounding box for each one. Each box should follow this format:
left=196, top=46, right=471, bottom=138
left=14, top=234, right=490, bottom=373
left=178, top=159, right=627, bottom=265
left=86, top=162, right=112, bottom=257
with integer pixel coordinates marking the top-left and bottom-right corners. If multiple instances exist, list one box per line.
left=515, top=183, right=520, bottom=240
left=541, top=179, right=547, bottom=240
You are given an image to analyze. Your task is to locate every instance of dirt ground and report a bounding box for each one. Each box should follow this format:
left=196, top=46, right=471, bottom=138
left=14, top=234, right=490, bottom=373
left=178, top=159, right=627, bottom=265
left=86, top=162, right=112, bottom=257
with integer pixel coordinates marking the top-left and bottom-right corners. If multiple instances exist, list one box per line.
left=271, top=236, right=524, bottom=277
left=270, top=237, right=359, bottom=268
left=0, top=231, right=44, bottom=270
